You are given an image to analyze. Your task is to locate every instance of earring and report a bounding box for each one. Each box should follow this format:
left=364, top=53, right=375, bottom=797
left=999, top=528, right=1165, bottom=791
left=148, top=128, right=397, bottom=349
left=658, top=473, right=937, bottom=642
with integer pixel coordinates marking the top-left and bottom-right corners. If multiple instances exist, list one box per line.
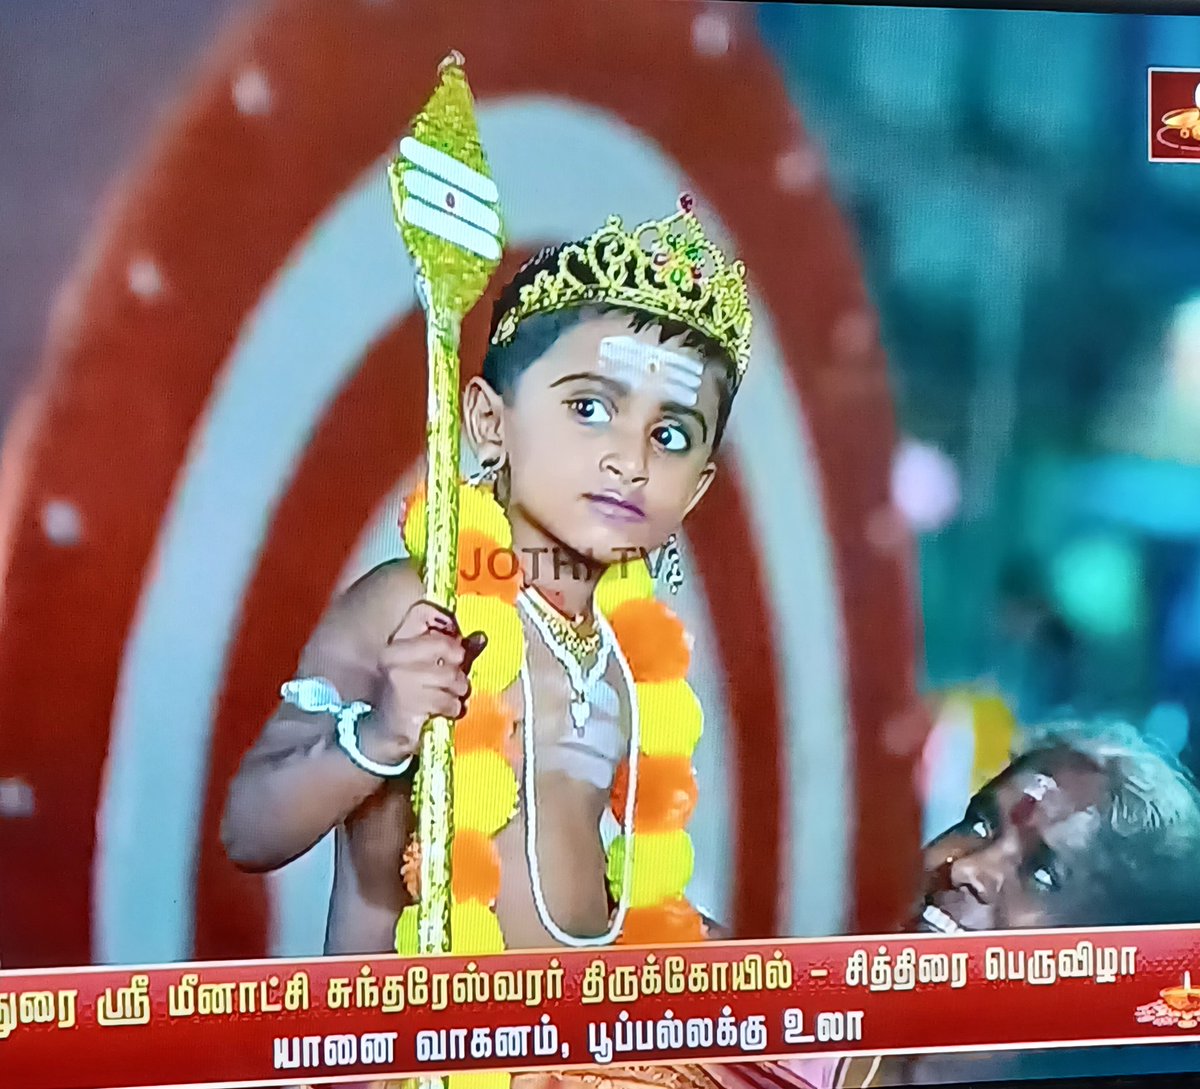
left=467, top=454, right=503, bottom=487
left=663, top=534, right=684, bottom=595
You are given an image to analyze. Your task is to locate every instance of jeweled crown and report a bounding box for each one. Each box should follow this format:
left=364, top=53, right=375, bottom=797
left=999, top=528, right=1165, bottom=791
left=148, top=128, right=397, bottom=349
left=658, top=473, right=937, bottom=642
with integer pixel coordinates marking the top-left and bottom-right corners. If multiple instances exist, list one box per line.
left=490, top=195, right=752, bottom=387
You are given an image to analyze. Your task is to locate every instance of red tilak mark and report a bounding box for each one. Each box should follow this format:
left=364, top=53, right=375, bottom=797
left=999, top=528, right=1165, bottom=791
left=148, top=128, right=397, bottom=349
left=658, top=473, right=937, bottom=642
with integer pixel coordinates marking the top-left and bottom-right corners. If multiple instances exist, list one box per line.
left=1011, top=794, right=1038, bottom=827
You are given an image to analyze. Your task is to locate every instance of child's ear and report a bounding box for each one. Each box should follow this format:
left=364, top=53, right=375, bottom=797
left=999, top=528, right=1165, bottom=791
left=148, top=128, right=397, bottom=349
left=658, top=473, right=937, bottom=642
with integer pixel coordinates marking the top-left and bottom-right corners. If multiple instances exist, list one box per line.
left=683, top=460, right=717, bottom=519
left=463, top=376, right=506, bottom=464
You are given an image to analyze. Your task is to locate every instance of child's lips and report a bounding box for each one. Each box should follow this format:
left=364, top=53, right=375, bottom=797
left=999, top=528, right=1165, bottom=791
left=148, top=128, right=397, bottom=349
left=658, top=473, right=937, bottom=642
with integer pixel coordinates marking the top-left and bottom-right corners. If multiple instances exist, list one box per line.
left=584, top=492, right=646, bottom=522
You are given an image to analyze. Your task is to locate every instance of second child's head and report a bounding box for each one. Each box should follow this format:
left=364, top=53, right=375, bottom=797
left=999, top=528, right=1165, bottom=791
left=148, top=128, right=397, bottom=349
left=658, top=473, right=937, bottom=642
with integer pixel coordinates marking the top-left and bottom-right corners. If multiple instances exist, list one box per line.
left=464, top=252, right=738, bottom=565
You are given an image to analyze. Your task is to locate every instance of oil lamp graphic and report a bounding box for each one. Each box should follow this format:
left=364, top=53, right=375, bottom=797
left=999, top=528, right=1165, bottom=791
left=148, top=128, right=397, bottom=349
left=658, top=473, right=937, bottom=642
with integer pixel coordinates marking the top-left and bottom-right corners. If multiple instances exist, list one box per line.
left=1158, top=80, right=1200, bottom=151
left=1135, top=970, right=1200, bottom=1029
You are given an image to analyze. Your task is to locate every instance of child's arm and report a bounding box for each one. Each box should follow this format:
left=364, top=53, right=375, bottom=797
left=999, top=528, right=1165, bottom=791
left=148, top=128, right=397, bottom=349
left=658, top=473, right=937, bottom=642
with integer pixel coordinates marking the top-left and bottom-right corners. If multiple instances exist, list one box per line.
left=221, top=560, right=483, bottom=872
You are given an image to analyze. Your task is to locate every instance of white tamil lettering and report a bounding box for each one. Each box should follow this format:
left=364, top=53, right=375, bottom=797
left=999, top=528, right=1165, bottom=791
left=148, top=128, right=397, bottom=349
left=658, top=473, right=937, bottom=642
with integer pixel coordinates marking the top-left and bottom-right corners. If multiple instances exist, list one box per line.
left=273, top=1031, right=397, bottom=1071
left=815, top=1011, right=865, bottom=1043
left=324, top=1033, right=357, bottom=1066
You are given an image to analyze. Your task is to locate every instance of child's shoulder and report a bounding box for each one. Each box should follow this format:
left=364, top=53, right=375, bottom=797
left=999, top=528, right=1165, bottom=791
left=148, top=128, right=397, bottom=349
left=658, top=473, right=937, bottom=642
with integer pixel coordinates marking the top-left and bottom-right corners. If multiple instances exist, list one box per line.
left=322, top=558, right=425, bottom=647
left=342, top=556, right=424, bottom=602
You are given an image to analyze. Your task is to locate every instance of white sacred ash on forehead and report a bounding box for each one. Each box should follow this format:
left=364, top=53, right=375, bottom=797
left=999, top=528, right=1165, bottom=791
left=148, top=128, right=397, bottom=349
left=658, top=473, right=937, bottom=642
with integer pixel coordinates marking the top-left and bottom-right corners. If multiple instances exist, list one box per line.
left=1024, top=773, right=1057, bottom=802
left=598, top=335, right=705, bottom=407
left=1023, top=772, right=1101, bottom=850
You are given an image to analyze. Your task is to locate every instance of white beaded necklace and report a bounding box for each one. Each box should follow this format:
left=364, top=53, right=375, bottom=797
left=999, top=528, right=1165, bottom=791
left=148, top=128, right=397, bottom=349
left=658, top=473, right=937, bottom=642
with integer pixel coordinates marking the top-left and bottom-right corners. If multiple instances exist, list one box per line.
left=518, top=587, right=613, bottom=735
left=517, top=600, right=639, bottom=947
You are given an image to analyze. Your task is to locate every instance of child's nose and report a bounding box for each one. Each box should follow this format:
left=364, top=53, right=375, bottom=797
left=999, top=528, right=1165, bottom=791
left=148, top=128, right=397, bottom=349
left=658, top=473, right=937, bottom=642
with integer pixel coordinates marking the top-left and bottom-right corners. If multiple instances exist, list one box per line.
left=600, top=435, right=650, bottom=484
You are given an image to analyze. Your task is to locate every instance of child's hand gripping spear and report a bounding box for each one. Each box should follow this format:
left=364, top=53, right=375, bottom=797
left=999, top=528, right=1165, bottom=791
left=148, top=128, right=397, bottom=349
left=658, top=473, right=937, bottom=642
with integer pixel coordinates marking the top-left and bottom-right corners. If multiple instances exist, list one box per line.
left=388, top=52, right=504, bottom=959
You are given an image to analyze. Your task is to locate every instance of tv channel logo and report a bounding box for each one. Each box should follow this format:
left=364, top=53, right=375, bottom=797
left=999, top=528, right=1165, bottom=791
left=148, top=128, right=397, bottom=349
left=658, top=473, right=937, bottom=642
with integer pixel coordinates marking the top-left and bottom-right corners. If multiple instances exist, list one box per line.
left=1150, top=68, right=1200, bottom=162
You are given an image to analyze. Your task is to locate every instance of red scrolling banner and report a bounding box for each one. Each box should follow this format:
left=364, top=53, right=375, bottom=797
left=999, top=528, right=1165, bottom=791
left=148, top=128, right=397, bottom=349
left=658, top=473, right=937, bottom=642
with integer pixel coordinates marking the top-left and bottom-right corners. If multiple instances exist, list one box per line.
left=3, top=928, right=1200, bottom=1089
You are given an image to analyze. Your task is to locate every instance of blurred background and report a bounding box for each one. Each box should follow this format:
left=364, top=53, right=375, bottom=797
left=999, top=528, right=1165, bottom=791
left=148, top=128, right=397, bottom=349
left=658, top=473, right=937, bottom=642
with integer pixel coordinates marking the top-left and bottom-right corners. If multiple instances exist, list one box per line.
left=760, top=4, right=1200, bottom=832
left=10, top=3, right=1200, bottom=738
left=3, top=0, right=1200, bottom=985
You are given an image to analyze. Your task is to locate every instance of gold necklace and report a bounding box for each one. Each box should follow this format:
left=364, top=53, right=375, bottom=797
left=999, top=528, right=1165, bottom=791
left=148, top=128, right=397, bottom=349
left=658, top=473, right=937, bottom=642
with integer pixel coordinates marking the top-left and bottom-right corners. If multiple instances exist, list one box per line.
left=521, top=584, right=602, bottom=665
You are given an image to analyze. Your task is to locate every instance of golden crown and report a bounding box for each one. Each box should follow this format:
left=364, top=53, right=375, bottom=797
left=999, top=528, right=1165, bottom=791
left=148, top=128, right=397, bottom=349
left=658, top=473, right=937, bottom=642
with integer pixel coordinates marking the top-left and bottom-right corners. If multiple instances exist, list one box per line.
left=490, top=194, right=752, bottom=387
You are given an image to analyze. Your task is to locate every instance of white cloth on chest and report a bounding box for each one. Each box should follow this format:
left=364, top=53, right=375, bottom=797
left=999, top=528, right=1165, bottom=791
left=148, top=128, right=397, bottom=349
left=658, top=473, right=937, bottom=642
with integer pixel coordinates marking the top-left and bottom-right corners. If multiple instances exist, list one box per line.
left=532, top=670, right=626, bottom=790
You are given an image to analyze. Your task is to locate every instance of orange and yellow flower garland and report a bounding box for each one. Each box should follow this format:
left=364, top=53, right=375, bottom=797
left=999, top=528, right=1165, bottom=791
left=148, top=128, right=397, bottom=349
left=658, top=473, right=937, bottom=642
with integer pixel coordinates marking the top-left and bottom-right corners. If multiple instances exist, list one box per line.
left=394, top=482, right=705, bottom=1089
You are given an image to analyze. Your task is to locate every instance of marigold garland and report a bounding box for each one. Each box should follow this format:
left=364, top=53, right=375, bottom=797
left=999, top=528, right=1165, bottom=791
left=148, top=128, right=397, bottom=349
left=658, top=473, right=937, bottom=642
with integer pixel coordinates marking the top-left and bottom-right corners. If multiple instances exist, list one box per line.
left=403, top=481, right=513, bottom=557
left=607, top=829, right=695, bottom=907
left=635, top=680, right=703, bottom=756
left=454, top=749, right=519, bottom=835
left=595, top=556, right=654, bottom=614
left=453, top=692, right=512, bottom=754
left=396, top=900, right=504, bottom=958
left=396, top=481, right=706, bottom=972
left=447, top=1074, right=510, bottom=1089
left=456, top=530, right=521, bottom=603
left=451, top=828, right=502, bottom=903
left=401, top=838, right=421, bottom=901
left=607, top=597, right=692, bottom=682
left=617, top=897, right=707, bottom=946
left=610, top=754, right=698, bottom=832
left=456, top=594, right=523, bottom=693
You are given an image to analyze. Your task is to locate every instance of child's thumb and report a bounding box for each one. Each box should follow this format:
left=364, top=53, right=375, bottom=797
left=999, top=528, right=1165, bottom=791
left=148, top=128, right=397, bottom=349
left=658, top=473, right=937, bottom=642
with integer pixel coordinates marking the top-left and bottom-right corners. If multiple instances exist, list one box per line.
left=462, top=631, right=488, bottom=673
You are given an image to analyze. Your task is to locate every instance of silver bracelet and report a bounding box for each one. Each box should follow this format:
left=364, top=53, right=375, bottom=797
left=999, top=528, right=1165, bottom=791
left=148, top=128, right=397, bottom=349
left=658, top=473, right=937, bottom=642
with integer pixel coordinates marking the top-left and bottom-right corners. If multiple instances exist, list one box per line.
left=280, top=677, right=414, bottom=779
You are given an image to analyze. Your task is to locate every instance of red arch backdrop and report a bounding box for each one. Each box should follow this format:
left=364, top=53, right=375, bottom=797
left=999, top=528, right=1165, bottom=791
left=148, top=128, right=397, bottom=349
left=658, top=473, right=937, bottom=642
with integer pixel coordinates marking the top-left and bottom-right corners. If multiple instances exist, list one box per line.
left=0, top=0, right=923, bottom=968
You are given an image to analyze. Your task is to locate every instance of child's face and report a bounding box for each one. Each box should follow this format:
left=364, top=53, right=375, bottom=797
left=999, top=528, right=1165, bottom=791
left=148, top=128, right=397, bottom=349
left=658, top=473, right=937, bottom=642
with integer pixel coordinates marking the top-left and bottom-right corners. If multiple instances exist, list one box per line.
left=499, top=310, right=721, bottom=563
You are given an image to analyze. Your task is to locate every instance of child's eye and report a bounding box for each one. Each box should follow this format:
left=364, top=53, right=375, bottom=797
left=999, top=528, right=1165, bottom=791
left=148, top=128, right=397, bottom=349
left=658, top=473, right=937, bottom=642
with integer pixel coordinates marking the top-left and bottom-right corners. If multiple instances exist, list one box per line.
left=568, top=397, right=612, bottom=424
left=652, top=422, right=691, bottom=453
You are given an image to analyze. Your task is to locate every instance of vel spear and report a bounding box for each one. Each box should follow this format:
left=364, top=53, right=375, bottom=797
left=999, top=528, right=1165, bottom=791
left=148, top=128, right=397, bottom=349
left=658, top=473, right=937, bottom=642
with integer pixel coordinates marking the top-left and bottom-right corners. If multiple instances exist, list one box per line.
left=388, top=51, right=504, bottom=966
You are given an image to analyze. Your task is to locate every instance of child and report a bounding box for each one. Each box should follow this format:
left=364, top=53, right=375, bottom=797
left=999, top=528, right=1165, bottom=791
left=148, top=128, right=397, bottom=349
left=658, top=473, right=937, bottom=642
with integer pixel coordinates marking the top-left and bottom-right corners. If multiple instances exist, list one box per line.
left=222, top=198, right=749, bottom=955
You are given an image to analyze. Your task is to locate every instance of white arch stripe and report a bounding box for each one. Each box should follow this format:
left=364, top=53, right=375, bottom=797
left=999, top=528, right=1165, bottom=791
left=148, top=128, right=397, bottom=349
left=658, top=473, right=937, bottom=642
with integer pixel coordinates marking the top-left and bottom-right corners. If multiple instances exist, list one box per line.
left=96, top=164, right=417, bottom=964
left=98, top=98, right=848, bottom=964
left=731, top=314, right=850, bottom=935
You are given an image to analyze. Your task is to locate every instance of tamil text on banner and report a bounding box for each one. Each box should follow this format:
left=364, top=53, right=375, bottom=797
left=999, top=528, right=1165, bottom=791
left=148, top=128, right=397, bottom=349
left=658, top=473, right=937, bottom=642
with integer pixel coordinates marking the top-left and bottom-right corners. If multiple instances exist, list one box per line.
left=3, top=928, right=1200, bottom=1088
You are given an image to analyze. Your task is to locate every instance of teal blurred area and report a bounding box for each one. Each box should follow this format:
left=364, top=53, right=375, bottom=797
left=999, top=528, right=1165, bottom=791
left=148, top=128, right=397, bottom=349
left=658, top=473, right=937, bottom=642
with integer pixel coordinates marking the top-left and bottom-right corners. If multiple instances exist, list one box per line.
left=761, top=4, right=1200, bottom=765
